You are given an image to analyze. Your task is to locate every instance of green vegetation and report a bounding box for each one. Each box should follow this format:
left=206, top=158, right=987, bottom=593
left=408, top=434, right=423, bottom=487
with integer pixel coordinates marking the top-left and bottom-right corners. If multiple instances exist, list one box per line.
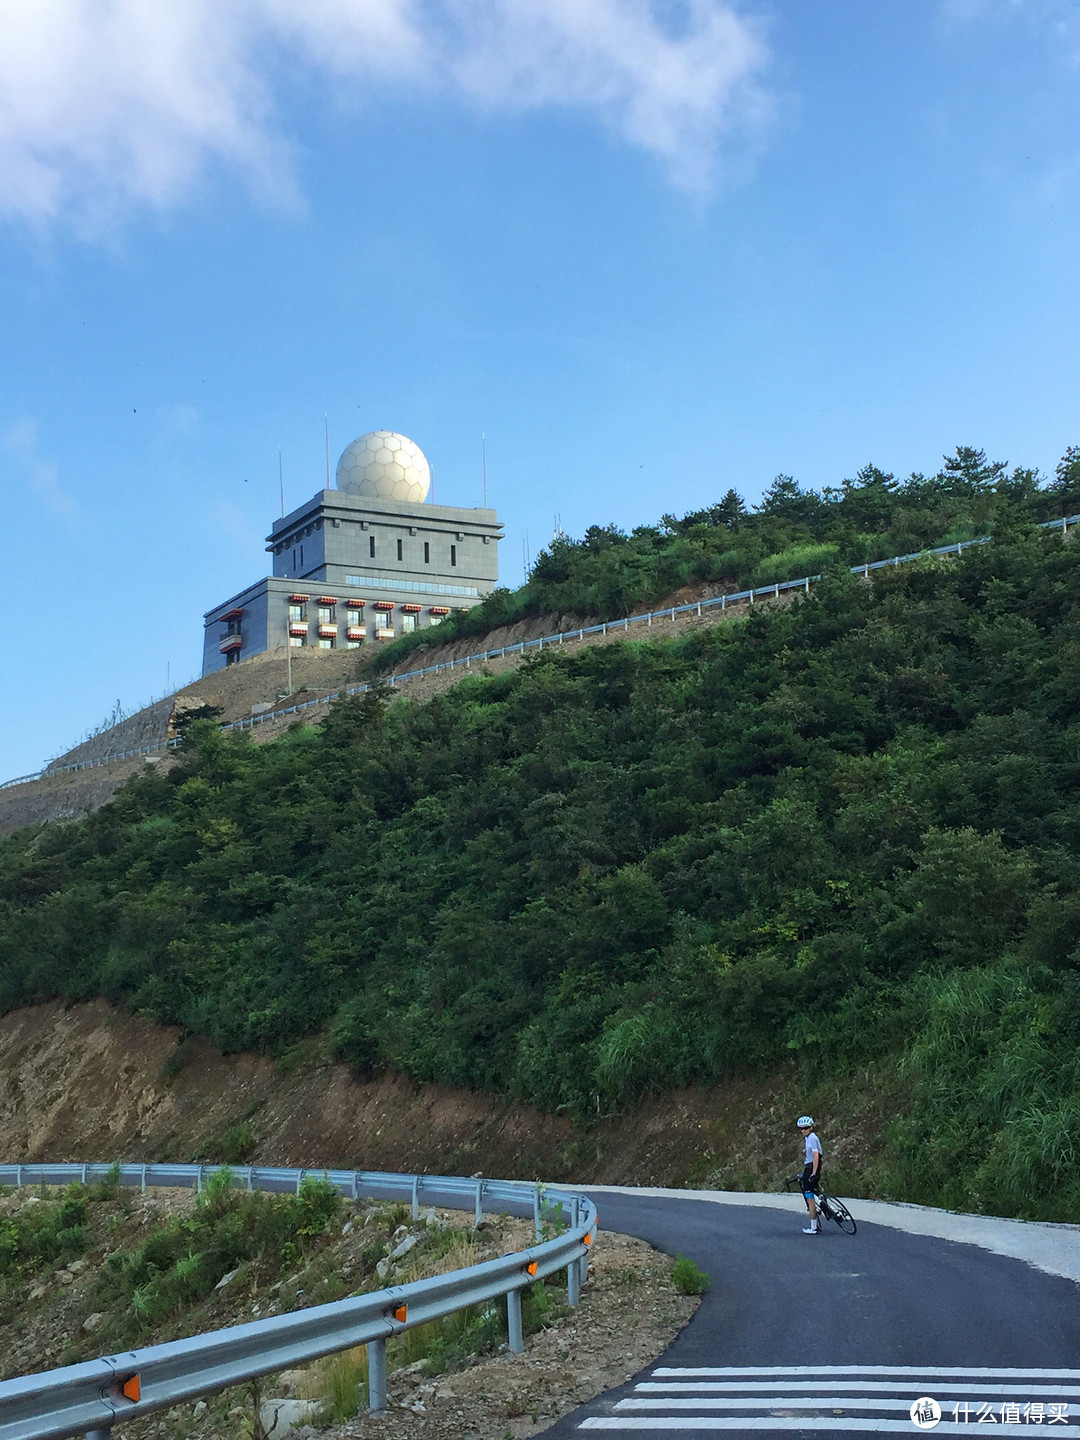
left=670, top=1256, right=710, bottom=1296
left=0, top=1187, right=91, bottom=1276
left=3, top=447, right=1080, bottom=1220
left=371, top=443, right=1080, bottom=672
left=89, top=1170, right=340, bottom=1340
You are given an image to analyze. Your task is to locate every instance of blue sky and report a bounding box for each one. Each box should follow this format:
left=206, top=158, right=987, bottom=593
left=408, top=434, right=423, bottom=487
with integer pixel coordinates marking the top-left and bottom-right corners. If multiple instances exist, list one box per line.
left=2, top=0, right=1079, bottom=778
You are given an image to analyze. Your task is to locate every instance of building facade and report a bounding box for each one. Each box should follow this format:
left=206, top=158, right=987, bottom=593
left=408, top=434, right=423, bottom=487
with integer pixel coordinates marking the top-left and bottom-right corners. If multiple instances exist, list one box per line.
left=202, top=434, right=502, bottom=675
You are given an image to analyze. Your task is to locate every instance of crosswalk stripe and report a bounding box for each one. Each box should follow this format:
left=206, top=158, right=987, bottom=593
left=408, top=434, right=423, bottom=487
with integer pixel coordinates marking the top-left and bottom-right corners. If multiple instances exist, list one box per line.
left=654, top=1366, right=1080, bottom=1378
left=580, top=1420, right=1080, bottom=1433
left=638, top=1382, right=1080, bottom=1397
left=619, top=1397, right=1067, bottom=1412
left=656, top=1365, right=1080, bottom=1376
left=578, top=1366, right=1080, bottom=1433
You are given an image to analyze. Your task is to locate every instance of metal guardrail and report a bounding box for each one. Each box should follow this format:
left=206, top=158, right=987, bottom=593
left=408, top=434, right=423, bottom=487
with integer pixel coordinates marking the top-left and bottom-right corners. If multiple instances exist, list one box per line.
left=6, top=511, right=1079, bottom=792
left=0, top=1162, right=597, bottom=1440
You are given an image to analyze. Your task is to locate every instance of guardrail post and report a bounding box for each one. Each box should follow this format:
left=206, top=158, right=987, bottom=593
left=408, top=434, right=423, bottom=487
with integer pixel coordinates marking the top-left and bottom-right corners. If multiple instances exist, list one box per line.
left=533, top=1185, right=542, bottom=1242
left=85, top=1428, right=112, bottom=1439
left=352, top=1172, right=359, bottom=1201
left=296, top=1169, right=304, bottom=1194
left=721, top=594, right=726, bottom=610
left=567, top=1255, right=581, bottom=1306
left=474, top=1179, right=483, bottom=1227
left=367, top=1338, right=387, bottom=1412
left=507, top=1287, right=524, bottom=1353
left=140, top=1165, right=147, bottom=1194
left=15, top=1165, right=21, bottom=1189
left=411, top=1175, right=420, bottom=1219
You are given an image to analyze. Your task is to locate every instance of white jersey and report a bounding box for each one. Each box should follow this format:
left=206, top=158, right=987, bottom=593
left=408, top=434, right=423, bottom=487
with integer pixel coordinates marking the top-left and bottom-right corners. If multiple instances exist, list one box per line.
left=804, top=1132, right=822, bottom=1167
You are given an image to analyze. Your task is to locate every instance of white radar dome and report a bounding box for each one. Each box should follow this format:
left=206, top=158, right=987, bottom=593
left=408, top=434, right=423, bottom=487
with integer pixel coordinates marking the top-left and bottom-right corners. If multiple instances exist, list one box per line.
left=336, top=431, right=431, bottom=503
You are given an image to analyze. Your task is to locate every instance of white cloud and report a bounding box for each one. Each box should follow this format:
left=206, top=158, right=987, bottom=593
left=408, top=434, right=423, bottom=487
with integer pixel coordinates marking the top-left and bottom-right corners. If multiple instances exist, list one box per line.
left=1, top=416, right=76, bottom=517
left=940, top=0, right=1080, bottom=61
left=0, top=0, right=769, bottom=227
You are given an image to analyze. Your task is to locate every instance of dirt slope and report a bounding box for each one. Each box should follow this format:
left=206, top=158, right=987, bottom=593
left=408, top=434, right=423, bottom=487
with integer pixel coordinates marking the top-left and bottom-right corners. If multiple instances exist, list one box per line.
left=0, top=1001, right=887, bottom=1192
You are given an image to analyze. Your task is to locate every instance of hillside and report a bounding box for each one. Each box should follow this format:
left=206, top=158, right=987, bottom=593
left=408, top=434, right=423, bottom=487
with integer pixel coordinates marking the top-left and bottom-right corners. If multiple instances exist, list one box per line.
left=2, top=449, right=1080, bottom=1224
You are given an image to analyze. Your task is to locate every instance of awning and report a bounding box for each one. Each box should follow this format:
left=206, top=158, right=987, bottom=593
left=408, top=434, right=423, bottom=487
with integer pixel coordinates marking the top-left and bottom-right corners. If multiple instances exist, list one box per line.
left=317, top=596, right=338, bottom=605
left=318, top=626, right=337, bottom=638
left=289, top=625, right=308, bottom=636
left=374, top=601, right=394, bottom=611
left=220, top=607, right=244, bottom=620
left=429, top=606, right=451, bottom=615
left=219, top=637, right=242, bottom=652
left=401, top=603, right=423, bottom=613
left=288, top=593, right=310, bottom=603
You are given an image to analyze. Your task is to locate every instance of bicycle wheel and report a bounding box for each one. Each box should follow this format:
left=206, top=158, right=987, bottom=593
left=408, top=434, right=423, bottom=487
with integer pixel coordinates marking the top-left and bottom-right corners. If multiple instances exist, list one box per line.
left=827, top=1197, right=857, bottom=1235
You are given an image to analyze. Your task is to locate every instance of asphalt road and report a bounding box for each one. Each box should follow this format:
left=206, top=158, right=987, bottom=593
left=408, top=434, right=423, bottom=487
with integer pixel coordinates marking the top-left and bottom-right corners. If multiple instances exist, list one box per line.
left=541, top=1191, right=1080, bottom=1438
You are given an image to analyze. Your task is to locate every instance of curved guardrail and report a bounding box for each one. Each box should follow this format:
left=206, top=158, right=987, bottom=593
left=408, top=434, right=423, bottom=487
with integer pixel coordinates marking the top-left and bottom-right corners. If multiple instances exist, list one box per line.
left=5, top=511, right=1078, bottom=793
left=0, top=1162, right=597, bottom=1440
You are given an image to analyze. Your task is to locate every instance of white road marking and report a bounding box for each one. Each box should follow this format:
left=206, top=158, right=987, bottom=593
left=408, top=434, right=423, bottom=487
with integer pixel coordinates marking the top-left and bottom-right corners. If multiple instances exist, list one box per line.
left=639, top=1382, right=1080, bottom=1396
left=618, top=1397, right=1069, bottom=1412
left=654, top=1366, right=1080, bottom=1378
left=578, top=1366, right=1080, bottom=1433
left=580, top=1420, right=1080, bottom=1433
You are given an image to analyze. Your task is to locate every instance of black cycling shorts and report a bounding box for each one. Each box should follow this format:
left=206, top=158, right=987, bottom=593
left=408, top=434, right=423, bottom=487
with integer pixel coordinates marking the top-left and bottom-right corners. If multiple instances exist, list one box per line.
left=801, top=1168, right=821, bottom=1196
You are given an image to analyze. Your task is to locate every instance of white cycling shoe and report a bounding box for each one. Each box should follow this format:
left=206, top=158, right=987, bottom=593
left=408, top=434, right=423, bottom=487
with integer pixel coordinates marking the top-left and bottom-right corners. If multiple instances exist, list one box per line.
left=802, top=1224, right=819, bottom=1234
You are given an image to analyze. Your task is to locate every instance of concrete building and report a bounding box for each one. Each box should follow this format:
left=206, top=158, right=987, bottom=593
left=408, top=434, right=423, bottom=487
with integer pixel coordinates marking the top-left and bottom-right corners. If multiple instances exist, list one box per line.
left=202, top=432, right=502, bottom=675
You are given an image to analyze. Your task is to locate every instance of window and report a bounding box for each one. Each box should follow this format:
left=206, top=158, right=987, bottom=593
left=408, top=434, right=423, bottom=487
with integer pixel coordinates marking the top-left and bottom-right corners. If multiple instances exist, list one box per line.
left=225, top=618, right=241, bottom=636
left=288, top=603, right=304, bottom=621
left=450, top=544, right=457, bottom=567
left=289, top=636, right=304, bottom=648
left=397, top=538, right=403, bottom=561
left=318, top=604, right=334, bottom=623
left=344, top=574, right=479, bottom=597
left=300, top=544, right=304, bottom=567
left=429, top=615, right=443, bottom=626
left=318, top=637, right=334, bottom=649
left=402, top=613, right=416, bottom=633
left=423, top=541, right=430, bottom=564
left=346, top=607, right=363, bottom=623
left=292, top=549, right=297, bottom=571
left=226, top=648, right=241, bottom=665
left=369, top=535, right=376, bottom=558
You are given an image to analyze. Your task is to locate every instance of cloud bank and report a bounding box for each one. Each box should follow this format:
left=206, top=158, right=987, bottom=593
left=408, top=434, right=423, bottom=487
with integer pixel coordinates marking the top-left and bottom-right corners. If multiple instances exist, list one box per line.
left=0, top=0, right=769, bottom=226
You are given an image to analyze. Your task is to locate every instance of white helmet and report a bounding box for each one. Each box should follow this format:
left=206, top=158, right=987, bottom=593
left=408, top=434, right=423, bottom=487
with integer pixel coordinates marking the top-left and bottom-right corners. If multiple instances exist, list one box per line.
left=796, top=1115, right=815, bottom=1128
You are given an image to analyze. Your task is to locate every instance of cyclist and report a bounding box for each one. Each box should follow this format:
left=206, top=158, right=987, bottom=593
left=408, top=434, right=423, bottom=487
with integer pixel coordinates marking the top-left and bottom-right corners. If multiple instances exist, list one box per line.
left=797, top=1115, right=822, bottom=1234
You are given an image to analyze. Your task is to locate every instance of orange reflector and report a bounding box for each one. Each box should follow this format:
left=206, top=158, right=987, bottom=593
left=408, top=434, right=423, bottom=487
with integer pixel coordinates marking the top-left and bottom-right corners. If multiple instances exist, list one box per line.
left=121, top=1375, right=141, bottom=1403
left=526, top=1261, right=538, bottom=1276
left=584, top=1233, right=592, bottom=1246
left=393, top=1304, right=408, bottom=1323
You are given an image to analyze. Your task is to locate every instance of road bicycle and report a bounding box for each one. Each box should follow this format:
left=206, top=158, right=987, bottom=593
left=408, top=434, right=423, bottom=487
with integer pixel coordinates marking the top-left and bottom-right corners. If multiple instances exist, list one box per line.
left=784, top=1175, right=857, bottom=1234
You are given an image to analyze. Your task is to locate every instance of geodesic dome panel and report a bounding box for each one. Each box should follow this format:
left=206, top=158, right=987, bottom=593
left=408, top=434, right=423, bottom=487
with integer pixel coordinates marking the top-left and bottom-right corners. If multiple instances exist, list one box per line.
left=336, top=431, right=431, bottom=503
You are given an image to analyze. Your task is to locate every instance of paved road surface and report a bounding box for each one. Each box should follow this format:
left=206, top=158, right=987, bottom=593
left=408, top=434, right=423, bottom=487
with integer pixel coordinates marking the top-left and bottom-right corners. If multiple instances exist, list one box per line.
left=541, top=1191, right=1080, bottom=1438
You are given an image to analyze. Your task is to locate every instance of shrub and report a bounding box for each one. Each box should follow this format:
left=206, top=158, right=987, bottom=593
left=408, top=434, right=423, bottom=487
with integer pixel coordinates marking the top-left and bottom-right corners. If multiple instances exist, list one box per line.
left=670, top=1255, right=710, bottom=1295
